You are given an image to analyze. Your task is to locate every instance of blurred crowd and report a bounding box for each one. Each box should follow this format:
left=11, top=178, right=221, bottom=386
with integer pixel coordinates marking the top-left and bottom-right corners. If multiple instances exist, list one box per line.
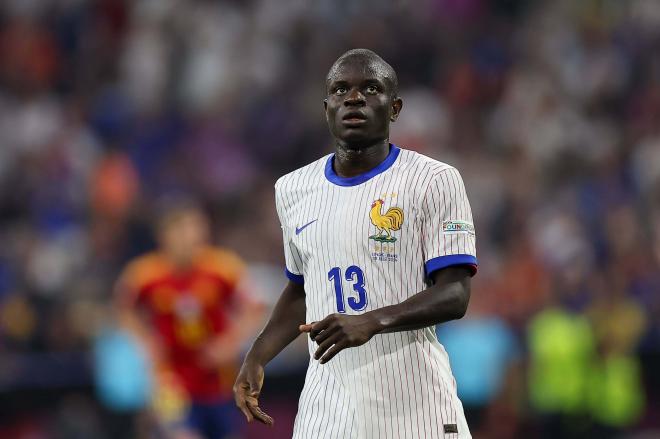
left=1, top=0, right=660, bottom=438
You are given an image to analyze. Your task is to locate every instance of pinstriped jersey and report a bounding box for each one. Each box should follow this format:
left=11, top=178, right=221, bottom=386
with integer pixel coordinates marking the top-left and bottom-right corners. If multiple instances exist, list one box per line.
left=275, top=145, right=477, bottom=439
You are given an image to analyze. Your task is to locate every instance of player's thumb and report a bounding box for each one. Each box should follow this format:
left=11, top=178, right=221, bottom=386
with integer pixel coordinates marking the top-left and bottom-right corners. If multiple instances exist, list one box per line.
left=299, top=322, right=315, bottom=332
left=248, top=380, right=260, bottom=397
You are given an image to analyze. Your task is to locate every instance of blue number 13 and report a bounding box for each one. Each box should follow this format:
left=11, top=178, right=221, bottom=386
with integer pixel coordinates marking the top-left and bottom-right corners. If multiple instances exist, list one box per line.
left=328, top=265, right=368, bottom=313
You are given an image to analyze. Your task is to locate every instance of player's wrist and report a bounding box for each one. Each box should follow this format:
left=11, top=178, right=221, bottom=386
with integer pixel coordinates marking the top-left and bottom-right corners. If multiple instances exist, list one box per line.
left=243, top=348, right=269, bottom=369
left=364, top=309, right=389, bottom=334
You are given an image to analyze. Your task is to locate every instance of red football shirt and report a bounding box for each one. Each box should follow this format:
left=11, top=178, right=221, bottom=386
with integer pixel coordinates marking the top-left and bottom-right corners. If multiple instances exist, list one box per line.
left=121, top=246, right=246, bottom=402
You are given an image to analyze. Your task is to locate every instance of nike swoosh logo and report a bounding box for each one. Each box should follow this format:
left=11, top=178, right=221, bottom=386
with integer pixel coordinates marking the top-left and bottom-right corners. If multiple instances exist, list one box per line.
left=295, top=219, right=318, bottom=235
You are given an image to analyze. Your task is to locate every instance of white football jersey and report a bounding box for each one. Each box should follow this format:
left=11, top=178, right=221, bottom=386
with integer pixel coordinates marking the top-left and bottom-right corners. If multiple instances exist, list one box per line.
left=275, top=145, right=477, bottom=439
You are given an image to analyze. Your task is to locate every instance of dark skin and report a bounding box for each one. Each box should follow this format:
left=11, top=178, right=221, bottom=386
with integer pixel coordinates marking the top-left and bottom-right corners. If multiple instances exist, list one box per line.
left=233, top=53, right=472, bottom=426
left=324, top=55, right=402, bottom=177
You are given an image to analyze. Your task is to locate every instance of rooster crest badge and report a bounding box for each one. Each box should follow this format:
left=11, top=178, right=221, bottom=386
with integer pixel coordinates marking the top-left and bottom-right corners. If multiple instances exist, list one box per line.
left=369, top=199, right=404, bottom=242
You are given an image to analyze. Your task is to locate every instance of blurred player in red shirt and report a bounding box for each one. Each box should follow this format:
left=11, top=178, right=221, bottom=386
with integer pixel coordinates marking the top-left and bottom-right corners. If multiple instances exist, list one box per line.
left=115, top=201, right=265, bottom=439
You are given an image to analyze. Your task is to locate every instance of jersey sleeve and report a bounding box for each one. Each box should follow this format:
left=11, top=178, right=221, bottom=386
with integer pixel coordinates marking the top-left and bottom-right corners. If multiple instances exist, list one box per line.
left=115, top=256, right=158, bottom=309
left=421, top=167, right=478, bottom=277
left=207, top=248, right=247, bottom=291
left=275, top=183, right=305, bottom=284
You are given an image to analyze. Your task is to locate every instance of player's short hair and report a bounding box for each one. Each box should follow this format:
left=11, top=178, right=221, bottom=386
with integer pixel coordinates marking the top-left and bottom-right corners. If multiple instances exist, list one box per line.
left=326, top=49, right=399, bottom=97
left=152, top=195, right=206, bottom=231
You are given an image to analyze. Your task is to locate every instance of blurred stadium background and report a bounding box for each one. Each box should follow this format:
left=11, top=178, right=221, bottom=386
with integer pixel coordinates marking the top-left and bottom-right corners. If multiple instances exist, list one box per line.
left=1, top=0, right=660, bottom=438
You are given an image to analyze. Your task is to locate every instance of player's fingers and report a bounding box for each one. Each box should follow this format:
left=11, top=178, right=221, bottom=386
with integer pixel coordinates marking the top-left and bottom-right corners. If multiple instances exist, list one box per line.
left=299, top=322, right=315, bottom=333
left=310, top=316, right=334, bottom=340
left=319, top=340, right=348, bottom=364
left=239, top=403, right=254, bottom=423
left=313, top=332, right=342, bottom=360
left=312, top=323, right=338, bottom=344
left=249, top=406, right=274, bottom=426
left=246, top=400, right=274, bottom=426
left=234, top=392, right=254, bottom=422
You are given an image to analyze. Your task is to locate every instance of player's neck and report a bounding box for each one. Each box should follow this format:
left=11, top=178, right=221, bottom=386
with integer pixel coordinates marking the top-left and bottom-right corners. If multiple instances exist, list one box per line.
left=164, top=251, right=195, bottom=270
left=333, top=140, right=390, bottom=178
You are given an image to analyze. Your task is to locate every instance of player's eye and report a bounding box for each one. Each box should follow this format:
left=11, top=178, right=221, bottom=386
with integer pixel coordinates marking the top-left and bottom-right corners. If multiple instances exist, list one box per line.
left=335, top=87, right=347, bottom=95
left=366, top=85, right=379, bottom=95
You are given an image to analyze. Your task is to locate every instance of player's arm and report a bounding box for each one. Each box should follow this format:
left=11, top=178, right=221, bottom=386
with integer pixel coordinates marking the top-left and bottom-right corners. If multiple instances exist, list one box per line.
left=368, top=266, right=471, bottom=332
left=233, top=280, right=306, bottom=426
left=113, top=271, right=164, bottom=368
left=301, top=265, right=471, bottom=364
left=200, top=279, right=267, bottom=369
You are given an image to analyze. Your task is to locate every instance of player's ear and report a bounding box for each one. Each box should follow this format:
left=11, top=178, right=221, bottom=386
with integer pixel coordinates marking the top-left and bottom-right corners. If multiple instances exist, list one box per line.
left=323, top=99, right=328, bottom=111
left=390, top=97, right=402, bottom=122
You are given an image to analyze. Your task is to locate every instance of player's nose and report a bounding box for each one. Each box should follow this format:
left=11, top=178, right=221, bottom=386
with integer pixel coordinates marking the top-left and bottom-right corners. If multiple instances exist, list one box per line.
left=344, top=88, right=366, bottom=106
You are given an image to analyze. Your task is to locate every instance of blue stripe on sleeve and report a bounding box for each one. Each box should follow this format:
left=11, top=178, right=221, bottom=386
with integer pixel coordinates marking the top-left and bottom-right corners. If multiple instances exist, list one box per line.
left=285, top=269, right=304, bottom=285
left=425, top=254, right=478, bottom=277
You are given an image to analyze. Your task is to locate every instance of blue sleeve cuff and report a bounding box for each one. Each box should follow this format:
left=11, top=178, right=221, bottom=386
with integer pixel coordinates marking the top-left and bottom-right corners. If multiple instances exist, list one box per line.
left=285, top=269, right=304, bottom=285
left=425, top=254, right=478, bottom=277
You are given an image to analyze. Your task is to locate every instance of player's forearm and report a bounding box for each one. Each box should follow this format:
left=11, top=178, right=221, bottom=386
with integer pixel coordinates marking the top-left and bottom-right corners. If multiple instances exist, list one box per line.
left=219, top=300, right=267, bottom=343
left=368, top=267, right=471, bottom=334
left=244, top=281, right=306, bottom=366
left=118, top=308, right=164, bottom=365
left=237, top=303, right=267, bottom=339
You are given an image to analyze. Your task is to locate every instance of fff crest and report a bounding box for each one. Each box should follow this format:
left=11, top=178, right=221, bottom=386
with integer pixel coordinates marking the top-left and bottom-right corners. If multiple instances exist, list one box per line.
left=369, top=198, right=404, bottom=242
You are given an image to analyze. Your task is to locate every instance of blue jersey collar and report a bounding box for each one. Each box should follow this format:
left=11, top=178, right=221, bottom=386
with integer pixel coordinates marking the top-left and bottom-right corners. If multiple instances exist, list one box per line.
left=324, top=144, right=401, bottom=187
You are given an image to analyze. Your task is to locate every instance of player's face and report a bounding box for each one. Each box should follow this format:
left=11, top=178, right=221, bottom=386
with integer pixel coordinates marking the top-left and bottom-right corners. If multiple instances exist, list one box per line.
left=159, top=209, right=210, bottom=263
left=325, top=59, right=401, bottom=147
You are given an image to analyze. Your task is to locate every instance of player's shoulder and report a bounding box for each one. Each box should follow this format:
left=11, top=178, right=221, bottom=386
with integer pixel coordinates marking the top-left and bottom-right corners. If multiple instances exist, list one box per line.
left=396, top=147, right=458, bottom=178
left=121, top=252, right=171, bottom=290
left=197, top=246, right=245, bottom=271
left=196, top=246, right=246, bottom=285
left=274, top=153, right=331, bottom=194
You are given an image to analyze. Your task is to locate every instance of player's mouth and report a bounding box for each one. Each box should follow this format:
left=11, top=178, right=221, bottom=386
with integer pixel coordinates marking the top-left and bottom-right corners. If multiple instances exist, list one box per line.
left=341, top=112, right=368, bottom=126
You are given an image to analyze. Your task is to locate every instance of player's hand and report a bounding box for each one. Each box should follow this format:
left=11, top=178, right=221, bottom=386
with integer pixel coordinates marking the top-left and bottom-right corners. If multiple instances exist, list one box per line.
left=198, top=335, right=241, bottom=369
left=299, top=313, right=381, bottom=364
left=233, top=361, right=274, bottom=426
